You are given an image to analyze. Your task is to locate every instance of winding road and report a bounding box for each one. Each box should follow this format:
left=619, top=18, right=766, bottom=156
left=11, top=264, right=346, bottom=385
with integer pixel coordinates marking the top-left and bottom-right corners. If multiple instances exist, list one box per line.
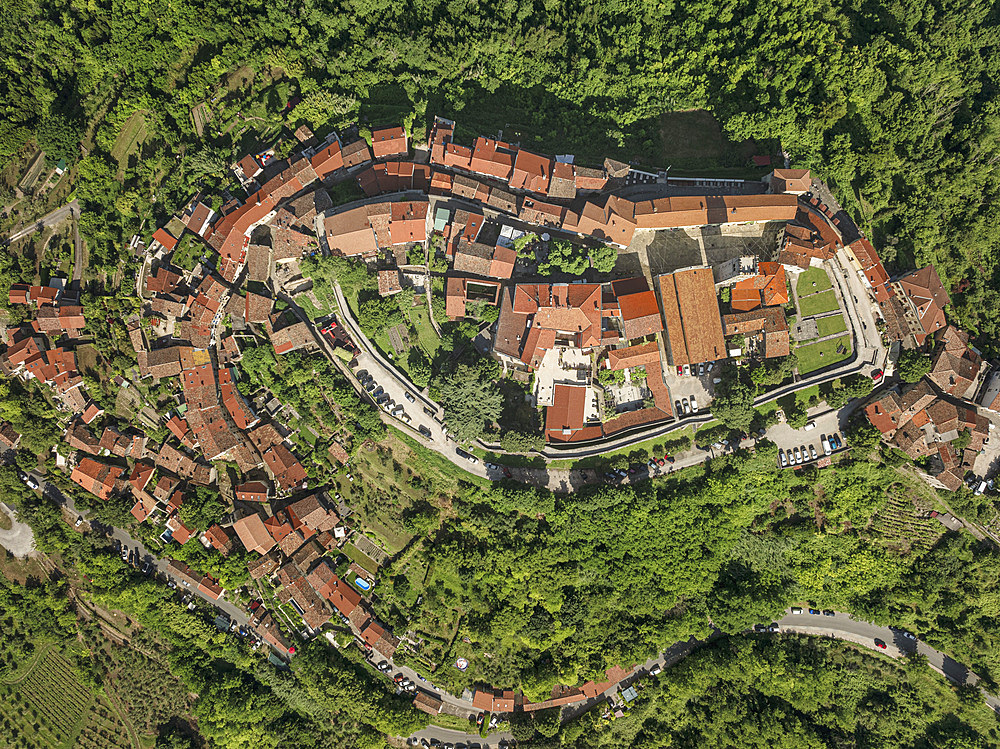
left=3, top=200, right=80, bottom=245
left=409, top=609, right=1000, bottom=748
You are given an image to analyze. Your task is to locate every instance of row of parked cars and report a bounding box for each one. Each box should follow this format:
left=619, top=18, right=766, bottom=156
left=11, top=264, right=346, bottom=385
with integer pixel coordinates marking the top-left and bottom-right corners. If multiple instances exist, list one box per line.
left=676, top=361, right=715, bottom=377
left=674, top=396, right=698, bottom=415
left=357, top=370, right=415, bottom=424
left=778, top=433, right=843, bottom=468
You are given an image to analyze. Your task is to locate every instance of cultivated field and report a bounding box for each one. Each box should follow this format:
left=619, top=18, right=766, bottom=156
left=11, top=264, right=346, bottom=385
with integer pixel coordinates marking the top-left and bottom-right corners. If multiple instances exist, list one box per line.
left=110, top=112, right=148, bottom=171
left=0, top=649, right=136, bottom=749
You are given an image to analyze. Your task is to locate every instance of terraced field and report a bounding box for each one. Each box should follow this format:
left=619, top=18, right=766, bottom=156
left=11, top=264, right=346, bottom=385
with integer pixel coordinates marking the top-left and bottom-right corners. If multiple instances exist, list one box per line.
left=0, top=649, right=135, bottom=749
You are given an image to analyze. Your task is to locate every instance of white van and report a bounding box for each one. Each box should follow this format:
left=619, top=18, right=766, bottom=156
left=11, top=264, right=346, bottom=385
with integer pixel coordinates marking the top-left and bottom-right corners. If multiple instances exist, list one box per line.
left=804, top=421, right=816, bottom=431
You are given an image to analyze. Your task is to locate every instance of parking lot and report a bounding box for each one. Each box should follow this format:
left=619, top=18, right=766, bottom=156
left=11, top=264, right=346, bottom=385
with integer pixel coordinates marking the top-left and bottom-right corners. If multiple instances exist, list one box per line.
left=662, top=361, right=715, bottom=417
left=766, top=409, right=844, bottom=468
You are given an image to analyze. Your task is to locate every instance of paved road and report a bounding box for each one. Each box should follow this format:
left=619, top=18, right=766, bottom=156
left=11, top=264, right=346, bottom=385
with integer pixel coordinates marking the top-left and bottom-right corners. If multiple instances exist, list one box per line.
left=4, top=200, right=80, bottom=244
left=408, top=608, right=1000, bottom=747
left=328, top=282, right=489, bottom=480
left=31, top=471, right=250, bottom=626
left=777, top=609, right=1000, bottom=712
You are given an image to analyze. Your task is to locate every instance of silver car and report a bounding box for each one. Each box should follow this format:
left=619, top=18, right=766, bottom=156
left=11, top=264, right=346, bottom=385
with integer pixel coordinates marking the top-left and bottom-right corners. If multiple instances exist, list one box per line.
left=793, top=446, right=801, bottom=464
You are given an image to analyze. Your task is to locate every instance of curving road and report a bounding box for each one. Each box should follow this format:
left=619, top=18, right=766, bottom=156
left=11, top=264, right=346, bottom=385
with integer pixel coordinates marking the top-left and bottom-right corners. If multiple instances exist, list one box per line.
left=3, top=200, right=80, bottom=244
left=409, top=608, right=1000, bottom=747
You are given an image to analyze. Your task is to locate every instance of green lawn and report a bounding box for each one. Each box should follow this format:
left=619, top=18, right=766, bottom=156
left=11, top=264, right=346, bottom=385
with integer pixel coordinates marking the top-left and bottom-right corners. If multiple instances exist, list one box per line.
left=408, top=304, right=440, bottom=358
left=796, top=335, right=853, bottom=374
left=796, top=266, right=832, bottom=294
left=798, top=289, right=840, bottom=317
left=343, top=542, right=380, bottom=575
left=816, top=314, right=847, bottom=337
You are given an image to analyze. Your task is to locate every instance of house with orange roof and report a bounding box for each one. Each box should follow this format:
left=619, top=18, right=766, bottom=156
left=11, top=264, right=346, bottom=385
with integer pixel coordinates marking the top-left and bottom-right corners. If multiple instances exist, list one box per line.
left=371, top=125, right=408, bottom=160
left=71, top=458, right=125, bottom=500
left=891, top=265, right=950, bottom=347
left=766, top=168, right=811, bottom=195
left=233, top=513, right=277, bottom=555
left=728, top=262, right=788, bottom=312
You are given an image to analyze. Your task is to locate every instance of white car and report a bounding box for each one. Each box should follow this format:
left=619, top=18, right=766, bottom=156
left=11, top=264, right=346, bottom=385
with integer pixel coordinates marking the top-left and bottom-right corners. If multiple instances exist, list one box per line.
left=689, top=396, right=698, bottom=413
left=698, top=363, right=705, bottom=376
left=683, top=364, right=691, bottom=377
left=682, top=398, right=690, bottom=414
left=404, top=392, right=415, bottom=403
left=809, top=445, right=818, bottom=460
left=779, top=451, right=788, bottom=468
left=793, top=447, right=801, bottom=464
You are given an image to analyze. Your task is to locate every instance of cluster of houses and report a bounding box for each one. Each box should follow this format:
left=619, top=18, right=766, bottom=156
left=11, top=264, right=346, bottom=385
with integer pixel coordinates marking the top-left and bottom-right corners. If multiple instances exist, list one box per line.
left=864, top=324, right=994, bottom=490
left=2, top=280, right=96, bottom=414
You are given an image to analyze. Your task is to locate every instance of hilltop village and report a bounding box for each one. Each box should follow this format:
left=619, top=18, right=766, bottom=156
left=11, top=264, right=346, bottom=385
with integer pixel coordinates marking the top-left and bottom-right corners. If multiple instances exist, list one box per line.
left=2, top=113, right=1000, bottom=726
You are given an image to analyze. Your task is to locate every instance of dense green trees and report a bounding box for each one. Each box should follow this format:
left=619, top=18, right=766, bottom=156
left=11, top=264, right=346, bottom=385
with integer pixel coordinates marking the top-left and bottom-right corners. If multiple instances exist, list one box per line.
left=898, top=349, right=934, bottom=383
left=435, top=363, right=504, bottom=443
left=553, top=636, right=1000, bottom=748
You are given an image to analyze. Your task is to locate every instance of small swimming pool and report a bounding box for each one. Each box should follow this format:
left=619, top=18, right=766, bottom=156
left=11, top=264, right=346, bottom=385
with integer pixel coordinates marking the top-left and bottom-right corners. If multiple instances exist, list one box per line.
left=354, top=577, right=372, bottom=591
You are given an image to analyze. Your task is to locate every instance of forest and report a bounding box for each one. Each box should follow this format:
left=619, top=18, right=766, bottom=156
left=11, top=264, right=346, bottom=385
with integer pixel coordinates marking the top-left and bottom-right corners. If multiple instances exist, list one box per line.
left=2, top=0, right=999, bottom=348
left=524, top=636, right=1000, bottom=748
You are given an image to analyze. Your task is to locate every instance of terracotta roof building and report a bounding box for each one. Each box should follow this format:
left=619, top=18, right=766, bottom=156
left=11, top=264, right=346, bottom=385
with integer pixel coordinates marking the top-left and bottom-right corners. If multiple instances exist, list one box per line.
left=610, top=277, right=663, bottom=340
left=729, top=262, right=788, bottom=312
left=233, top=514, right=277, bottom=555
left=768, top=168, right=812, bottom=195
left=722, top=307, right=790, bottom=359
left=545, top=383, right=589, bottom=442
left=71, top=458, right=125, bottom=500
left=658, top=268, right=727, bottom=366
left=892, top=265, right=950, bottom=346
left=371, top=126, right=408, bottom=160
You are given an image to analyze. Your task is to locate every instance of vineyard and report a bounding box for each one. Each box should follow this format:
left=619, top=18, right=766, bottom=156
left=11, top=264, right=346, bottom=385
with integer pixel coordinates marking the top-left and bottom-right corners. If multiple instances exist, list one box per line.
left=870, top=484, right=943, bottom=554
left=0, top=650, right=136, bottom=749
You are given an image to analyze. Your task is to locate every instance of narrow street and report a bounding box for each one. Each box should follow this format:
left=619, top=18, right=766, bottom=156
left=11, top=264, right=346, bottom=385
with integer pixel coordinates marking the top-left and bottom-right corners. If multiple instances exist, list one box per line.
left=31, top=471, right=250, bottom=626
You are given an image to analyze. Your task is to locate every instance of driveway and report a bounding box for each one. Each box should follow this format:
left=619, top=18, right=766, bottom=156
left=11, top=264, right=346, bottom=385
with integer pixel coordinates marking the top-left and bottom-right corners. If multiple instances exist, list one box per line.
left=0, top=502, right=36, bottom=558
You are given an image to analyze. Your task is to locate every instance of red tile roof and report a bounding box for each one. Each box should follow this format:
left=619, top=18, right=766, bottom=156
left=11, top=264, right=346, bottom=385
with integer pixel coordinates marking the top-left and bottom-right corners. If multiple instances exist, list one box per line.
left=658, top=268, right=726, bottom=366
left=371, top=126, right=407, bottom=160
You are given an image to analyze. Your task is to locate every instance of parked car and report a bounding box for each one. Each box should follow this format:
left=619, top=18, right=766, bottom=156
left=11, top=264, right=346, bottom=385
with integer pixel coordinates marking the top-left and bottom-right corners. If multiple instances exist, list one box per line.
left=779, top=451, right=788, bottom=468
left=683, top=364, right=691, bottom=376
left=698, top=362, right=705, bottom=376
left=793, top=447, right=801, bottom=464
left=418, top=425, right=432, bottom=437
left=808, top=608, right=821, bottom=615
left=404, top=392, right=416, bottom=402
left=822, top=436, right=832, bottom=456
left=804, top=420, right=816, bottom=431
left=809, top=444, right=818, bottom=460
left=822, top=610, right=835, bottom=617
left=75, top=516, right=84, bottom=527
left=874, top=639, right=887, bottom=649
left=682, top=398, right=690, bottom=414
left=676, top=365, right=683, bottom=376
left=689, top=396, right=698, bottom=412
left=871, top=369, right=883, bottom=381
left=456, top=448, right=478, bottom=464
left=675, top=400, right=683, bottom=414
left=800, top=445, right=808, bottom=462
left=665, top=454, right=675, bottom=464
left=900, top=630, right=917, bottom=640
left=25, top=475, right=38, bottom=490
left=790, top=607, right=803, bottom=614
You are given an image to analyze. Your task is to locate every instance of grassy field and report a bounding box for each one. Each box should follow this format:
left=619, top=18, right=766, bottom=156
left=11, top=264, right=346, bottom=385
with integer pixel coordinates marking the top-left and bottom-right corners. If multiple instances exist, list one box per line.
left=408, top=304, right=440, bottom=359
left=0, top=649, right=135, bottom=749
left=816, top=314, right=848, bottom=337
left=796, top=335, right=853, bottom=374
left=111, top=112, right=148, bottom=174
left=796, top=266, right=832, bottom=294
left=798, top=289, right=841, bottom=317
